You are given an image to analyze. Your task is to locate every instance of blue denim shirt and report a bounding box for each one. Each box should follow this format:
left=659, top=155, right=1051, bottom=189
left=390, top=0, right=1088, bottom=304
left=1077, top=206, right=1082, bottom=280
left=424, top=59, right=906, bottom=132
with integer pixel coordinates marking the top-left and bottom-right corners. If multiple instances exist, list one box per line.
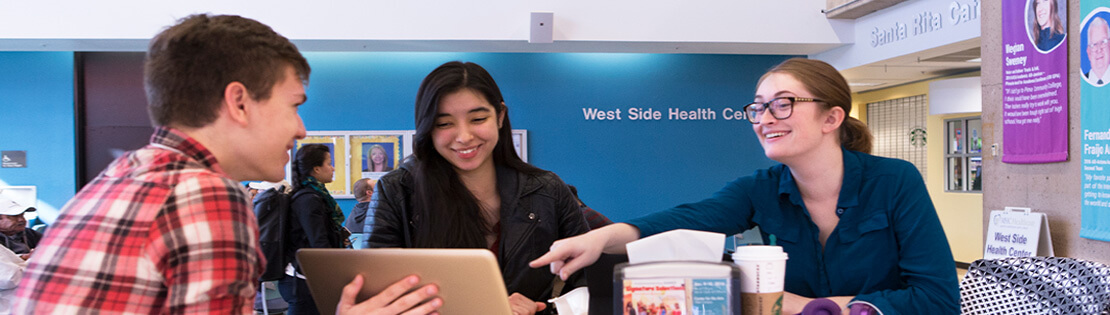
left=627, top=149, right=959, bottom=314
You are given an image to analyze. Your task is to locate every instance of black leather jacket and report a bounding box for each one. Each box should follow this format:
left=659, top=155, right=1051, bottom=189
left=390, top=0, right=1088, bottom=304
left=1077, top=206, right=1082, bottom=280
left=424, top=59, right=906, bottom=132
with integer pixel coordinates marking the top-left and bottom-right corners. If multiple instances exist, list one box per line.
left=289, top=187, right=345, bottom=271
left=365, top=163, right=590, bottom=308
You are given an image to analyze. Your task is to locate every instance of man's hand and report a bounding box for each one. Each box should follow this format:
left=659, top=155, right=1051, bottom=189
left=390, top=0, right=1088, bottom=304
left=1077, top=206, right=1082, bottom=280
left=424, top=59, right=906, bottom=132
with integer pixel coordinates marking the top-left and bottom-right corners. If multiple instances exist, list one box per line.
left=336, top=274, right=443, bottom=315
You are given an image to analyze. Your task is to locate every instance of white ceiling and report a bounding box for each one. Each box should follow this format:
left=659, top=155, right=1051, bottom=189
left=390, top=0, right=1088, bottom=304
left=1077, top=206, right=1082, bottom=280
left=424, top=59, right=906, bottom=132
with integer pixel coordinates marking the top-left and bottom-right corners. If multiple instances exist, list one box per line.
left=817, top=0, right=981, bottom=93
left=839, top=38, right=982, bottom=93
left=0, top=0, right=978, bottom=95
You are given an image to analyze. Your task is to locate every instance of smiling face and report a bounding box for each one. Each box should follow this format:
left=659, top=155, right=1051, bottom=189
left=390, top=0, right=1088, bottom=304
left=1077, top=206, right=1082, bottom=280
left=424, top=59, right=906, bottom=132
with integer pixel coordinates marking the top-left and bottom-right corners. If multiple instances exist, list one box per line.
left=1090, top=19, right=1110, bottom=76
left=242, top=65, right=308, bottom=182
left=432, top=88, right=504, bottom=177
left=371, top=146, right=386, bottom=165
left=751, top=73, right=838, bottom=164
left=1035, top=0, right=1053, bottom=29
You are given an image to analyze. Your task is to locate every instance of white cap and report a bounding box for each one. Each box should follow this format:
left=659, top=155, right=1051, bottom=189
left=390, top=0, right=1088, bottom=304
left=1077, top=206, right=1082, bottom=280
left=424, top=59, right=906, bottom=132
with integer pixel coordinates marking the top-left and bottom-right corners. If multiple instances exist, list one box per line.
left=0, top=196, right=35, bottom=216
left=249, top=180, right=291, bottom=193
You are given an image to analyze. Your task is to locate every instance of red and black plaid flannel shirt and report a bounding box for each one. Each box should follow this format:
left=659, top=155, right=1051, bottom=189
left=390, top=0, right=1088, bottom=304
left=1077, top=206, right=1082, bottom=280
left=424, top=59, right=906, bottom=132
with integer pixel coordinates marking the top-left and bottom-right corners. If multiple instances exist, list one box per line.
left=16, top=127, right=263, bottom=314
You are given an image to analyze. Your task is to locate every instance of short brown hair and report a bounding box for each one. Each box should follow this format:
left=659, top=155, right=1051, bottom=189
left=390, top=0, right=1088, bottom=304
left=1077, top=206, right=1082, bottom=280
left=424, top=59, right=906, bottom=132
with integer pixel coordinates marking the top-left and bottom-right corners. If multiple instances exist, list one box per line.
left=758, top=58, right=872, bottom=153
left=144, top=14, right=310, bottom=128
left=353, top=178, right=374, bottom=201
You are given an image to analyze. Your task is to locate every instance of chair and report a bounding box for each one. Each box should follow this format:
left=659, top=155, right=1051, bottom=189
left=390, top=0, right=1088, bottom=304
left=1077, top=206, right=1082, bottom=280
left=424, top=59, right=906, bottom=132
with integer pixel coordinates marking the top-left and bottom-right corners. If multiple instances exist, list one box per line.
left=960, top=256, right=1110, bottom=314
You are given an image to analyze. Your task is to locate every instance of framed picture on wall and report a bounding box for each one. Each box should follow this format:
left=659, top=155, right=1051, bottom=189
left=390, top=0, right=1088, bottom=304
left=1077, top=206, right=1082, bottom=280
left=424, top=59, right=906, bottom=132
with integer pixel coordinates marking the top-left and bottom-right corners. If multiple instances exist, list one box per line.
left=512, top=129, right=528, bottom=163
left=349, top=131, right=415, bottom=184
left=288, top=131, right=415, bottom=199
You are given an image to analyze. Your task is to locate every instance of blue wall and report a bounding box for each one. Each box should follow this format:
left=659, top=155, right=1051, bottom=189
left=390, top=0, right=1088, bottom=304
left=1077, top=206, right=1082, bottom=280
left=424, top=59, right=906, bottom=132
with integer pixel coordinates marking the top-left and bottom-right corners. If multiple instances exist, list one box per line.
left=300, top=52, right=787, bottom=221
left=0, top=52, right=76, bottom=223
left=0, top=51, right=790, bottom=224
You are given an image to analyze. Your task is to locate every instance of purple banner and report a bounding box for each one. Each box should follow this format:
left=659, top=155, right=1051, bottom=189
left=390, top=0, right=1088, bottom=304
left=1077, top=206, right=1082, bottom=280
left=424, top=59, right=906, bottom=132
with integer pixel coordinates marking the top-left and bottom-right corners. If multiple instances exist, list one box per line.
left=1002, top=0, right=1069, bottom=163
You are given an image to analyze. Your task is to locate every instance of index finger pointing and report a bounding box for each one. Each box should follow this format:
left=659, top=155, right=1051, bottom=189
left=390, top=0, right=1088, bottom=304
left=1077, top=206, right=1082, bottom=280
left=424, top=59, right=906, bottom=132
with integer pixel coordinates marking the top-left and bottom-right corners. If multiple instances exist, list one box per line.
left=529, top=249, right=565, bottom=268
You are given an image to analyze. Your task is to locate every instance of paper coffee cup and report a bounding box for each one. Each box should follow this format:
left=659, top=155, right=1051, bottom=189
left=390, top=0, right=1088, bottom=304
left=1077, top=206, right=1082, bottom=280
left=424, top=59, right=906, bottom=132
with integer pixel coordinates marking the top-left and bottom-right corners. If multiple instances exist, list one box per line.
left=732, top=246, right=788, bottom=315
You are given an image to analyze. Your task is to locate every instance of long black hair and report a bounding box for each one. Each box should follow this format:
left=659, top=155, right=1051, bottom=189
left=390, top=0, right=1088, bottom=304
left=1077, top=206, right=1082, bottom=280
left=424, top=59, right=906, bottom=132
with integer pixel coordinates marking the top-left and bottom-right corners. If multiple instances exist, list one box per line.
left=292, top=144, right=330, bottom=191
left=410, top=61, right=540, bottom=248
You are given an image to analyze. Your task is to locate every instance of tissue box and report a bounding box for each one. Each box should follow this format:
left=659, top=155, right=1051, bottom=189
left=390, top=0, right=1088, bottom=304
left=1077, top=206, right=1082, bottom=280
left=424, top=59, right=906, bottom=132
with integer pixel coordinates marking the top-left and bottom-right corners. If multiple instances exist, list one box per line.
left=614, top=261, right=740, bottom=315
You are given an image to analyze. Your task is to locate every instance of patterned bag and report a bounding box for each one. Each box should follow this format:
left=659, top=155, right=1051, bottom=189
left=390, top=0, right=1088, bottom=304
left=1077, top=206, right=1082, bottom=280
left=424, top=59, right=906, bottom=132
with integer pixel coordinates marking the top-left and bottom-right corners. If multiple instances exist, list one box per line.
left=960, top=256, right=1110, bottom=314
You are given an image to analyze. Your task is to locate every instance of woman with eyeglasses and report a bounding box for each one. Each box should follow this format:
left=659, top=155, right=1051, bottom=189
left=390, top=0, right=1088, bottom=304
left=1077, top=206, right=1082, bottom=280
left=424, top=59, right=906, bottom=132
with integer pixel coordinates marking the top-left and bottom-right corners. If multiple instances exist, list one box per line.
left=531, top=58, right=958, bottom=314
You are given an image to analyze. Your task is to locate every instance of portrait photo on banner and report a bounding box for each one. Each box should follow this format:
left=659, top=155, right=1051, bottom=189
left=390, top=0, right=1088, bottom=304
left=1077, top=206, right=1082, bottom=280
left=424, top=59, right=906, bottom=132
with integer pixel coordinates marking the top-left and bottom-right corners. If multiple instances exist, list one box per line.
left=294, top=134, right=348, bottom=196
left=1081, top=8, right=1110, bottom=87
left=1027, top=0, right=1068, bottom=53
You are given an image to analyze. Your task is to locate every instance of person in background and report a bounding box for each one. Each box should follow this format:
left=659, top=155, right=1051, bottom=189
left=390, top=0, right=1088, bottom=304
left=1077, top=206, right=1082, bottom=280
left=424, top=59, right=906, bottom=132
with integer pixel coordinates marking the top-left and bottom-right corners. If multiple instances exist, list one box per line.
left=0, top=244, right=26, bottom=315
left=347, top=178, right=375, bottom=247
left=531, top=58, right=958, bottom=314
left=367, top=61, right=590, bottom=315
left=15, top=14, right=440, bottom=314
left=283, top=144, right=350, bottom=314
left=0, top=197, right=40, bottom=260
left=0, top=196, right=32, bottom=313
left=567, top=185, right=613, bottom=230
left=245, top=182, right=261, bottom=202
left=1032, top=0, right=1065, bottom=51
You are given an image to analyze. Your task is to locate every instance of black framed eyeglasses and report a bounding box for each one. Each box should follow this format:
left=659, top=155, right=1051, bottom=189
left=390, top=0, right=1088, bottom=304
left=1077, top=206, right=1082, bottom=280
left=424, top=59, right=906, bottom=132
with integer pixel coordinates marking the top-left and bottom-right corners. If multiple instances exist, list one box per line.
left=742, top=97, right=824, bottom=124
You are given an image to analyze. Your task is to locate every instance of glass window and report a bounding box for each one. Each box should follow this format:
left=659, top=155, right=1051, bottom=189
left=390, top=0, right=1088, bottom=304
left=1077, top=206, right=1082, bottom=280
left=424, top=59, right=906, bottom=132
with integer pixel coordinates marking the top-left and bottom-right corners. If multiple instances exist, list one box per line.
left=967, top=119, right=982, bottom=154
left=945, top=117, right=982, bottom=193
left=948, top=120, right=963, bottom=154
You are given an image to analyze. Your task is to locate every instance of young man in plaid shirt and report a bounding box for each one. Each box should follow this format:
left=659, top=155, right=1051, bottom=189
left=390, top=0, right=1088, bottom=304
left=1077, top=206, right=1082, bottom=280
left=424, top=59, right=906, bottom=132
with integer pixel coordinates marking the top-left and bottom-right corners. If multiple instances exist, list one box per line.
left=16, top=15, right=441, bottom=314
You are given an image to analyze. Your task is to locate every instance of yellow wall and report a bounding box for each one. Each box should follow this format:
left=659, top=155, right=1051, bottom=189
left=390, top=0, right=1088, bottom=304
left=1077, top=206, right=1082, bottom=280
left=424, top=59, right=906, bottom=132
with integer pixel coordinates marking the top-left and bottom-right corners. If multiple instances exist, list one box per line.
left=851, top=72, right=983, bottom=263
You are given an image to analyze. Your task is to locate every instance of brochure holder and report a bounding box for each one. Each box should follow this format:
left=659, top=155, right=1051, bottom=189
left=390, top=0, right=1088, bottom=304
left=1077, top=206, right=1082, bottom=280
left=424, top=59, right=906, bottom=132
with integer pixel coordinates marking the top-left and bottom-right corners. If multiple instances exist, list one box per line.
left=984, top=207, right=1054, bottom=259
left=613, top=261, right=740, bottom=315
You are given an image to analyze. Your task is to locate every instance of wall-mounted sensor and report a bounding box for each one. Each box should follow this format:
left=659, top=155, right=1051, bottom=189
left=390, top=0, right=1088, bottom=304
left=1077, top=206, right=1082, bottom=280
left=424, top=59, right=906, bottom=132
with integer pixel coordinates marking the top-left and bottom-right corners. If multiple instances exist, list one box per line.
left=530, top=12, right=553, bottom=44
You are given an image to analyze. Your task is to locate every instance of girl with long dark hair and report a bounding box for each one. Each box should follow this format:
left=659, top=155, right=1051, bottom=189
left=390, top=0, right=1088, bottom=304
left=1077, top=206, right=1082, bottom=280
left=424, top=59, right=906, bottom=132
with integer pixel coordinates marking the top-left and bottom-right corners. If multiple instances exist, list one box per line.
left=281, top=143, right=350, bottom=315
left=366, top=61, right=589, bottom=315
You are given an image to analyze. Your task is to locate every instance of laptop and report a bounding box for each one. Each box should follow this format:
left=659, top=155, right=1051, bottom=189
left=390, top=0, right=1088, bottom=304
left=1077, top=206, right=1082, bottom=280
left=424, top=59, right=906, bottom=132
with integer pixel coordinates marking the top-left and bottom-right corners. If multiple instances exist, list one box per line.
left=296, top=248, right=513, bottom=315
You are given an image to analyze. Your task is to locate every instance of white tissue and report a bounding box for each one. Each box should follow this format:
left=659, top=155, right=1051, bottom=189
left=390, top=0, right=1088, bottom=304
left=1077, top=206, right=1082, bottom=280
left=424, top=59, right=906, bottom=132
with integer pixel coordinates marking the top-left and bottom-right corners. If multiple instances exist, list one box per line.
left=625, top=229, right=725, bottom=264
left=549, top=286, right=589, bottom=315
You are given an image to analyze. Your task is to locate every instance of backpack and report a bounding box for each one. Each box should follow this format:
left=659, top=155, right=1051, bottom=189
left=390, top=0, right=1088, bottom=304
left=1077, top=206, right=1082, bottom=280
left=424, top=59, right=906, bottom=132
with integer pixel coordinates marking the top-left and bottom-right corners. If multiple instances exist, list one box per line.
left=254, top=186, right=292, bottom=281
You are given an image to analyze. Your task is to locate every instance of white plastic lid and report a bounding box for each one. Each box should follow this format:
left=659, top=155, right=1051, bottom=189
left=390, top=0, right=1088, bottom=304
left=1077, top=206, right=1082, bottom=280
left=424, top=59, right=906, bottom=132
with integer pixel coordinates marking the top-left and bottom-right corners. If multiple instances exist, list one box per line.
left=731, top=245, right=789, bottom=261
